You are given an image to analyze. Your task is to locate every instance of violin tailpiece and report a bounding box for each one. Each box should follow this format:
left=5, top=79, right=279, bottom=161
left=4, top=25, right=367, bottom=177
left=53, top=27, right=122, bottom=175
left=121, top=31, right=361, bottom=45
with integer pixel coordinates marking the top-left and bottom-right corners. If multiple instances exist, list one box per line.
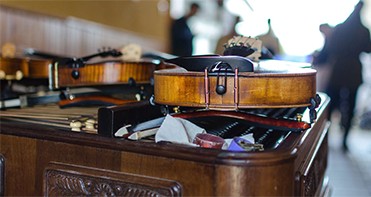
left=203, top=68, right=241, bottom=111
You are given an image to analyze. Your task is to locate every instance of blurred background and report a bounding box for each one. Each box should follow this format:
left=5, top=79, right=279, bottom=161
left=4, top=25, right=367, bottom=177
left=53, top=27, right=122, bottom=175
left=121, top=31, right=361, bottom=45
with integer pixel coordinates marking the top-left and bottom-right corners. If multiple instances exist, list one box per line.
left=1, top=0, right=370, bottom=58
left=1, top=1, right=371, bottom=196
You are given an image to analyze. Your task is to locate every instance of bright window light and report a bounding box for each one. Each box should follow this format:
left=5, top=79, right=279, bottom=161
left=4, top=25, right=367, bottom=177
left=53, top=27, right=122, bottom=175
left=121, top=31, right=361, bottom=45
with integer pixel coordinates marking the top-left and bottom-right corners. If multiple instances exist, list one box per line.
left=171, top=0, right=365, bottom=60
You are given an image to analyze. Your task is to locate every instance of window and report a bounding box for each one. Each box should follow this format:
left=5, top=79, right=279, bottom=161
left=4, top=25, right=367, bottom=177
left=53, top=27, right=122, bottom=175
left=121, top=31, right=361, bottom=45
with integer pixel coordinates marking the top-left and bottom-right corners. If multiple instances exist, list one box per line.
left=170, top=0, right=367, bottom=61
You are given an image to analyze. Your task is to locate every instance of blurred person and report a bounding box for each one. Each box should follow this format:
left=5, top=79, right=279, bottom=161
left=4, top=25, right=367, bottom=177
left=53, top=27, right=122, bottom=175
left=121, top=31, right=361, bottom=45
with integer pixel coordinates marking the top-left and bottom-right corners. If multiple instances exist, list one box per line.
left=317, top=1, right=371, bottom=151
left=312, top=23, right=334, bottom=91
left=257, top=19, right=282, bottom=57
left=214, top=15, right=241, bottom=55
left=170, top=2, right=200, bottom=56
left=312, top=23, right=334, bottom=65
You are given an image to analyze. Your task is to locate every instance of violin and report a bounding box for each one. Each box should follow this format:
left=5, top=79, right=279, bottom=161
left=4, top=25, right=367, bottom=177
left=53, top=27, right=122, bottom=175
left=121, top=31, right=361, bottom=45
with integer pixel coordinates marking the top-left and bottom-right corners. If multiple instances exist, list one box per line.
left=0, top=56, right=28, bottom=80
left=153, top=36, right=319, bottom=111
left=154, top=58, right=317, bottom=109
left=0, top=57, right=53, bottom=80
left=49, top=45, right=159, bottom=89
left=23, top=48, right=70, bottom=79
left=0, top=44, right=53, bottom=80
left=50, top=59, right=158, bottom=89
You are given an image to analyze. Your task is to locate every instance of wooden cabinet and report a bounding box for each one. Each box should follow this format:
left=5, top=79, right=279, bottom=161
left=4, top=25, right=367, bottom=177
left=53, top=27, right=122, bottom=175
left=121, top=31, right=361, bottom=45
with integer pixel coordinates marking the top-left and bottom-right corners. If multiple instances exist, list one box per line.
left=0, top=95, right=331, bottom=196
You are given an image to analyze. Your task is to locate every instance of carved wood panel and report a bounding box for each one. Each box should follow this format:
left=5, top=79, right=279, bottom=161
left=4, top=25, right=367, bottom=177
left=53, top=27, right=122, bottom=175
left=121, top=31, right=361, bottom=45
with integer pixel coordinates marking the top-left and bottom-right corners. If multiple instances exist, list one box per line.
left=44, top=162, right=182, bottom=197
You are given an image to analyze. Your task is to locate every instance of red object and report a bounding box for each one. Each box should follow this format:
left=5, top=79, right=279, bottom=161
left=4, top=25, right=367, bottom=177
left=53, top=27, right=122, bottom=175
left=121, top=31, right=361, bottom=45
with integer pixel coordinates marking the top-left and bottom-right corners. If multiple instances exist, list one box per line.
left=193, top=133, right=225, bottom=149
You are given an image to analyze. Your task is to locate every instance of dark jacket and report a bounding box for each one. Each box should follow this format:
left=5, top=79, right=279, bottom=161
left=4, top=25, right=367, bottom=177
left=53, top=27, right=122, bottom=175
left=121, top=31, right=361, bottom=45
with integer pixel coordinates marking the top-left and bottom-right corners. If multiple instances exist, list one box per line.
left=171, top=17, right=194, bottom=57
left=322, top=3, right=371, bottom=90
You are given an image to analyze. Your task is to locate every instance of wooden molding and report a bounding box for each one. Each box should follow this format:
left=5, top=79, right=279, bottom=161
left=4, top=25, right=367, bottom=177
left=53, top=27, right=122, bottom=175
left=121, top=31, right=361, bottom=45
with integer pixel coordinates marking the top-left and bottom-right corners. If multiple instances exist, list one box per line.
left=44, top=162, right=182, bottom=196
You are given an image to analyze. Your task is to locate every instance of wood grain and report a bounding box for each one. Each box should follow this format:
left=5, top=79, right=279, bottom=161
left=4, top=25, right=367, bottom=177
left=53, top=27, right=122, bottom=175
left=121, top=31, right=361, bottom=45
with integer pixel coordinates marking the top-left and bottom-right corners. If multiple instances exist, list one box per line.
left=0, top=95, right=331, bottom=196
left=155, top=60, right=317, bottom=109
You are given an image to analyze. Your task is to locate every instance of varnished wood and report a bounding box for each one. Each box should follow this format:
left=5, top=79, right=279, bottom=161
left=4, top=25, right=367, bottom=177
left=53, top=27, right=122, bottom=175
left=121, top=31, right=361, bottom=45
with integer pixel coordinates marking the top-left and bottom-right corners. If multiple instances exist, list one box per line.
left=0, top=57, right=28, bottom=80
left=173, top=110, right=311, bottom=131
left=155, top=59, right=317, bottom=109
left=0, top=5, right=166, bottom=60
left=44, top=162, right=182, bottom=196
left=50, top=60, right=157, bottom=89
left=98, top=100, right=164, bottom=137
left=58, top=95, right=136, bottom=108
left=0, top=94, right=331, bottom=196
left=25, top=58, right=51, bottom=79
left=0, top=57, right=52, bottom=80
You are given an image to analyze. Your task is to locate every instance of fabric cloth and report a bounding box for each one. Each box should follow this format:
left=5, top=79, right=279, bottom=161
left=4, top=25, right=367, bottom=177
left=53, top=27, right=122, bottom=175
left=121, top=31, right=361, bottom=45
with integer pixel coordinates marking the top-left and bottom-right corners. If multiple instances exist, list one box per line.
left=155, top=114, right=255, bottom=150
left=155, top=114, right=205, bottom=146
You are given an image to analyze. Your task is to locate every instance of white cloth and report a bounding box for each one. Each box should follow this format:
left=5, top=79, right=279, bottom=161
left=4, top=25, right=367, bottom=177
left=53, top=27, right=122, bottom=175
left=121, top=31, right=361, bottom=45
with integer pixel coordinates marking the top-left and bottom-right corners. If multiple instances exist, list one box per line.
left=155, top=114, right=255, bottom=149
left=155, top=114, right=206, bottom=146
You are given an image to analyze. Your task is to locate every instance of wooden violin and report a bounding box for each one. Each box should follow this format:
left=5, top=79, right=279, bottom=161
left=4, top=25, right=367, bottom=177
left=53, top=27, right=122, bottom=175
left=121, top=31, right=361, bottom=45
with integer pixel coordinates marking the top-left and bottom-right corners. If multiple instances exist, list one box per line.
left=0, top=56, right=28, bottom=80
left=154, top=56, right=318, bottom=110
left=0, top=57, right=53, bottom=80
left=49, top=46, right=160, bottom=89
left=50, top=59, right=159, bottom=89
left=0, top=44, right=54, bottom=80
left=154, top=35, right=319, bottom=110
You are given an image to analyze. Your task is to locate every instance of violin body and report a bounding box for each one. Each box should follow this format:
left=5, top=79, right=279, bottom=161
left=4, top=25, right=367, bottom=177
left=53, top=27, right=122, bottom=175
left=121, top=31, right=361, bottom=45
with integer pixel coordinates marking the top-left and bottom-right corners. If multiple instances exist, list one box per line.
left=154, top=59, right=317, bottom=109
left=0, top=57, right=28, bottom=80
left=49, top=59, right=158, bottom=89
left=0, top=57, right=52, bottom=80
left=25, top=58, right=51, bottom=79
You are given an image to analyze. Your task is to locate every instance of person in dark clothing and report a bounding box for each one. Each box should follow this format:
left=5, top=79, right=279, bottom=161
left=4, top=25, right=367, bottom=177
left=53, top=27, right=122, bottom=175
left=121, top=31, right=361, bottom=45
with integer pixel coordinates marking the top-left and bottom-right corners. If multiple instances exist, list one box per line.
left=313, top=23, right=334, bottom=66
left=170, top=3, right=200, bottom=57
left=312, top=23, right=334, bottom=91
left=316, top=1, right=371, bottom=151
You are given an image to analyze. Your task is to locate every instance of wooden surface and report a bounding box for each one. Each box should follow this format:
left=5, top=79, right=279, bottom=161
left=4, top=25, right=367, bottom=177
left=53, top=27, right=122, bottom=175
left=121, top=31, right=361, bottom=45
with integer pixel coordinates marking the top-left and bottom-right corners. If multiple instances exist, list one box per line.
left=0, top=1, right=170, bottom=47
left=0, top=94, right=330, bottom=196
left=0, top=5, right=166, bottom=58
left=44, top=162, right=182, bottom=196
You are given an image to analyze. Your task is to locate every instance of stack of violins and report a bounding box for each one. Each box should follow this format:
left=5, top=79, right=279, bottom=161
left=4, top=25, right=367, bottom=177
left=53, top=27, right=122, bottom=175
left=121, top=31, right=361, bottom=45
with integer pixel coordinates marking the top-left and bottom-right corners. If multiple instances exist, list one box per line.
left=103, top=36, right=321, bottom=152
left=0, top=36, right=322, bottom=151
left=0, top=43, right=158, bottom=109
